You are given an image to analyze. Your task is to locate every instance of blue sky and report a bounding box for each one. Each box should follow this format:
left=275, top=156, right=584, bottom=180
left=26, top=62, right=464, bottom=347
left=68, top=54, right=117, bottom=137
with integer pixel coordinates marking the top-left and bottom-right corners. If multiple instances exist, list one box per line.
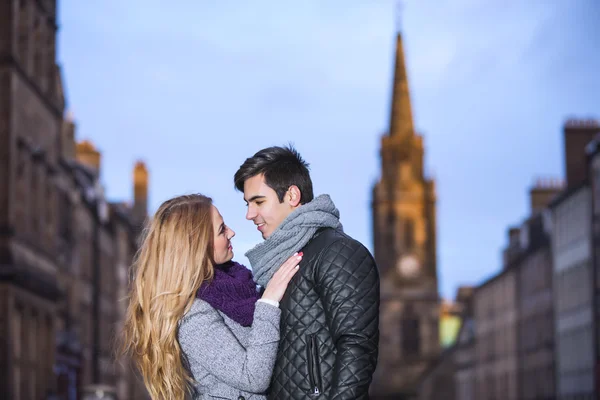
left=57, top=0, right=600, bottom=300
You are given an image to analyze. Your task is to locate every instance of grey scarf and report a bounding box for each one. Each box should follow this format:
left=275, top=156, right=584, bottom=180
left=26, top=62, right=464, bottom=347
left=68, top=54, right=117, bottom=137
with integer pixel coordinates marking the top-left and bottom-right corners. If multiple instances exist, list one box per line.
left=245, top=194, right=343, bottom=287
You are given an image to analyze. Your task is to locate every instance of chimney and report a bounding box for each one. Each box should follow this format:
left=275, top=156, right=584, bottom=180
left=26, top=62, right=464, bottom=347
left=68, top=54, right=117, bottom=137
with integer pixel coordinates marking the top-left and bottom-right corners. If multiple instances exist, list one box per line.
left=530, top=177, right=564, bottom=213
left=76, top=140, right=101, bottom=175
left=508, top=227, right=520, bottom=247
left=564, top=118, right=600, bottom=188
left=61, top=111, right=76, bottom=160
left=503, top=227, right=521, bottom=267
left=132, top=161, right=149, bottom=227
left=455, top=286, right=475, bottom=306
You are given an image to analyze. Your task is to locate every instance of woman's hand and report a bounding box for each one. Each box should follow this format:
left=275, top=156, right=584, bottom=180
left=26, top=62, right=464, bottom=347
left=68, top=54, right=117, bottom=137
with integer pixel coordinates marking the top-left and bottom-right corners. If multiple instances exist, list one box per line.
left=262, top=252, right=303, bottom=302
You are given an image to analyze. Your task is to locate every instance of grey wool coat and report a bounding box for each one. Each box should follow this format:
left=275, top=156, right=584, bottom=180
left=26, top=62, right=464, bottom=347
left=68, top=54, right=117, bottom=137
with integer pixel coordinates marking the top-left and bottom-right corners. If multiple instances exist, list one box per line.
left=178, top=299, right=281, bottom=400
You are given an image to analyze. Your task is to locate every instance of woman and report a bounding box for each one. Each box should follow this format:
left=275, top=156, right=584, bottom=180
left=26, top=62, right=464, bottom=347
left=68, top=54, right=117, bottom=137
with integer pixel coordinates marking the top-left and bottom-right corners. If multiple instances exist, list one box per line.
left=121, top=194, right=301, bottom=399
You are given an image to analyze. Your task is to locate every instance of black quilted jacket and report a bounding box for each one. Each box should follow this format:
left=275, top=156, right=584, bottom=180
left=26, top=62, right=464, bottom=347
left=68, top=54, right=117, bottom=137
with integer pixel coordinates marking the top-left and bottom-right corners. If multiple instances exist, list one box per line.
left=267, top=228, right=380, bottom=399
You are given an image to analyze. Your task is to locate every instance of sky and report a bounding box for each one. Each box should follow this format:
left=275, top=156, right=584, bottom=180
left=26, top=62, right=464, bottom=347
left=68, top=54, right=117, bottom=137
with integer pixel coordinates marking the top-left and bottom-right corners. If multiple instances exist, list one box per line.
left=57, top=0, right=600, bottom=300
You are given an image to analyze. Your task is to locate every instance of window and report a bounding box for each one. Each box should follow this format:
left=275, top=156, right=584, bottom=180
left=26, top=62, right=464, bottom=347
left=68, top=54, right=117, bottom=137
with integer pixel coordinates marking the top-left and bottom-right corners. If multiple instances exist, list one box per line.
left=387, top=211, right=396, bottom=252
left=13, top=305, right=22, bottom=360
left=33, top=16, right=43, bottom=78
left=13, top=304, right=23, bottom=400
left=593, top=158, right=600, bottom=215
left=17, top=1, right=29, bottom=68
left=29, top=312, right=40, bottom=400
left=31, top=162, right=39, bottom=234
left=401, top=306, right=420, bottom=357
left=404, top=219, right=415, bottom=251
left=45, top=180, right=54, bottom=249
left=58, top=191, right=71, bottom=240
left=15, top=144, right=28, bottom=233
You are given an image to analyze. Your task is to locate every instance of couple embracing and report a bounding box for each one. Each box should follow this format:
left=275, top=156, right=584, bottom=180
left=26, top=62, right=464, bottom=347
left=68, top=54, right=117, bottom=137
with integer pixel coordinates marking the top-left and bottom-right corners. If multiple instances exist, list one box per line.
left=122, top=145, right=380, bottom=399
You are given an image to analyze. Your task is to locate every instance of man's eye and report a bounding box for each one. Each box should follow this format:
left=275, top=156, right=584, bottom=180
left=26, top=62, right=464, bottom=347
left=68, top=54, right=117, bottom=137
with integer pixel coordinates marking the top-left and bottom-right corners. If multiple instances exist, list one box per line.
left=256, top=201, right=264, bottom=206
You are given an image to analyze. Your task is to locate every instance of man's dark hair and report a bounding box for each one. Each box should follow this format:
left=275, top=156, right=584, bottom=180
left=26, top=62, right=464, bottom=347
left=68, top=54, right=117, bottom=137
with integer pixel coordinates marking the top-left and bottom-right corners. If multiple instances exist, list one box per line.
left=234, top=145, right=314, bottom=204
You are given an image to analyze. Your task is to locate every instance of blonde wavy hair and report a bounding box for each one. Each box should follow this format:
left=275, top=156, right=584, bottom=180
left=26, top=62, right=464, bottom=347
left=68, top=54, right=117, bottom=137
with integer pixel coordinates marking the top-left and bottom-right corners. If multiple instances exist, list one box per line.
left=121, top=194, right=216, bottom=399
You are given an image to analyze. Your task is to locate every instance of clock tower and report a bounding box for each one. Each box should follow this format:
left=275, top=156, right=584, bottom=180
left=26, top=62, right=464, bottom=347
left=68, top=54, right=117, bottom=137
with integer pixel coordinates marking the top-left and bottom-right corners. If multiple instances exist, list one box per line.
left=370, top=30, right=441, bottom=399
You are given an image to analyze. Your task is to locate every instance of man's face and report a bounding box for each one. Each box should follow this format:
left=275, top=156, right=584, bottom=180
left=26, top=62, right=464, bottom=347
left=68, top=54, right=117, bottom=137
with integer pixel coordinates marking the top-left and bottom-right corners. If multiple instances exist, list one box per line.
left=243, top=174, right=298, bottom=239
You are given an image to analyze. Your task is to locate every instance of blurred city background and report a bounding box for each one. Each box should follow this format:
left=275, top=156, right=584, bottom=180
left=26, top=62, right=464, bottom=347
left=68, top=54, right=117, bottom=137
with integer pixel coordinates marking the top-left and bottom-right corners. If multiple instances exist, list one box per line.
left=1, top=0, right=600, bottom=399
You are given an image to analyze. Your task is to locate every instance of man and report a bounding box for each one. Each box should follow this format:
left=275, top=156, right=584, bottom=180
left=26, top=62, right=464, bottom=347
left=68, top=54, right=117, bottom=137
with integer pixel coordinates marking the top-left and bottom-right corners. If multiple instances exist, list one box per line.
left=234, top=145, right=380, bottom=399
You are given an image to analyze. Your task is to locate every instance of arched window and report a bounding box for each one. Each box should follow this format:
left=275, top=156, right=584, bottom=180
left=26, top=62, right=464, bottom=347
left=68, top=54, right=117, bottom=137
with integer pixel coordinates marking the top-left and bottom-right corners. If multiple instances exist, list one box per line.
left=387, top=211, right=396, bottom=250
left=33, top=16, right=43, bottom=78
left=404, top=219, right=415, bottom=251
left=401, top=305, right=420, bottom=357
left=17, top=0, right=30, bottom=67
left=31, top=160, right=40, bottom=234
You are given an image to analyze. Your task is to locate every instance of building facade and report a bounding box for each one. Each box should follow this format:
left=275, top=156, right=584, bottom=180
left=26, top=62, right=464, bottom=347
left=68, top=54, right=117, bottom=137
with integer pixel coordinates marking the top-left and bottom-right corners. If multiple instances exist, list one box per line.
left=1, top=0, right=67, bottom=397
left=0, top=1, right=149, bottom=398
left=417, top=287, right=474, bottom=400
left=587, top=135, right=600, bottom=394
left=371, top=30, right=440, bottom=399
left=474, top=261, right=519, bottom=400
left=550, top=119, right=599, bottom=399
left=551, top=183, right=594, bottom=398
left=416, top=348, right=457, bottom=400
left=453, top=314, right=476, bottom=400
left=516, top=207, right=556, bottom=400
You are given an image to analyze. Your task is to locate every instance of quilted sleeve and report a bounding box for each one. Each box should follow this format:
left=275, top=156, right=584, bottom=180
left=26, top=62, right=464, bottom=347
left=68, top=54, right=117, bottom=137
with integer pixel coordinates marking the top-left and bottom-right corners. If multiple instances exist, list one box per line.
left=315, top=238, right=380, bottom=400
left=178, top=300, right=281, bottom=393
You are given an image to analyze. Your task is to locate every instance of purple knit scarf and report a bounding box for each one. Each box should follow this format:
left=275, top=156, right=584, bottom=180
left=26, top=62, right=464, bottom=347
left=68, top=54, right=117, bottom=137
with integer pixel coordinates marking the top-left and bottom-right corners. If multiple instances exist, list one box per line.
left=196, top=261, right=260, bottom=327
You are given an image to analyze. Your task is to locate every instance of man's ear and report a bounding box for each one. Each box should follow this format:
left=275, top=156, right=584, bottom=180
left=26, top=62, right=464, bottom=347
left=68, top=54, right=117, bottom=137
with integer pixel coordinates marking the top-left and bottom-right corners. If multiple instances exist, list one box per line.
left=288, top=185, right=302, bottom=207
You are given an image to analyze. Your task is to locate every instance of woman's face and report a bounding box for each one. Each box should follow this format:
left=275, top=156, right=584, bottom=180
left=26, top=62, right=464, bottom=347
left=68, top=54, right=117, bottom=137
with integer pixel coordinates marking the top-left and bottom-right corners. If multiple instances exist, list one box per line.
left=211, top=205, right=235, bottom=265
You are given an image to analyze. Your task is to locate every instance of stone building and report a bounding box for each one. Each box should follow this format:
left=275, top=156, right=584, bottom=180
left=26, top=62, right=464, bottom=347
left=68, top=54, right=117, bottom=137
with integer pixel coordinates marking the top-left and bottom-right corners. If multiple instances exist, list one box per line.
left=516, top=187, right=559, bottom=400
left=453, top=297, right=476, bottom=400
left=587, top=134, right=600, bottom=394
left=416, top=287, right=474, bottom=400
left=470, top=182, right=560, bottom=400
left=551, top=183, right=594, bottom=398
left=473, top=258, right=519, bottom=400
left=416, top=347, right=457, bottom=400
left=0, top=0, right=149, bottom=398
left=371, top=29, right=440, bottom=399
left=449, top=119, right=598, bottom=400
left=550, top=119, right=599, bottom=399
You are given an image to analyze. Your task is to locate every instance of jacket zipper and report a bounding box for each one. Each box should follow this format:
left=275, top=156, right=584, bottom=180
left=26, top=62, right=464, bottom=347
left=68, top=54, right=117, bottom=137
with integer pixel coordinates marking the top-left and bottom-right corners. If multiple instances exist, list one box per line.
left=307, top=334, right=322, bottom=396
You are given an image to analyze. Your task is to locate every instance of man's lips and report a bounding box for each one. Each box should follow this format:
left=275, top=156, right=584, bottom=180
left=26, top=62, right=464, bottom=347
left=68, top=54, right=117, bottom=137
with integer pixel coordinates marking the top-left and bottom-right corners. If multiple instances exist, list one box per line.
left=256, top=223, right=265, bottom=232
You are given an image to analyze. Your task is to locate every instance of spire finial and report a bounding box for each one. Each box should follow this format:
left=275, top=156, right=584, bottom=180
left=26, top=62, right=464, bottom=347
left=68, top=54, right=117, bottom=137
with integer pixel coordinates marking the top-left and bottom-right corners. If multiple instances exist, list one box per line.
left=395, top=0, right=404, bottom=33
left=388, top=1, right=414, bottom=138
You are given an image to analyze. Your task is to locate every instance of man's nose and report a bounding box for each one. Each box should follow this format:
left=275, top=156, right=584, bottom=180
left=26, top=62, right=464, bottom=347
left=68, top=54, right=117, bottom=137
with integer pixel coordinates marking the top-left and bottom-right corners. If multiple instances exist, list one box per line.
left=246, top=206, right=257, bottom=220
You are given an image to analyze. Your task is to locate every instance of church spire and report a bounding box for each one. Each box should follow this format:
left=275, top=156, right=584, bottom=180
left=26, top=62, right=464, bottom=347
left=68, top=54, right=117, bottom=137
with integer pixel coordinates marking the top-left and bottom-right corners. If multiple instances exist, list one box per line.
left=388, top=28, right=415, bottom=138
